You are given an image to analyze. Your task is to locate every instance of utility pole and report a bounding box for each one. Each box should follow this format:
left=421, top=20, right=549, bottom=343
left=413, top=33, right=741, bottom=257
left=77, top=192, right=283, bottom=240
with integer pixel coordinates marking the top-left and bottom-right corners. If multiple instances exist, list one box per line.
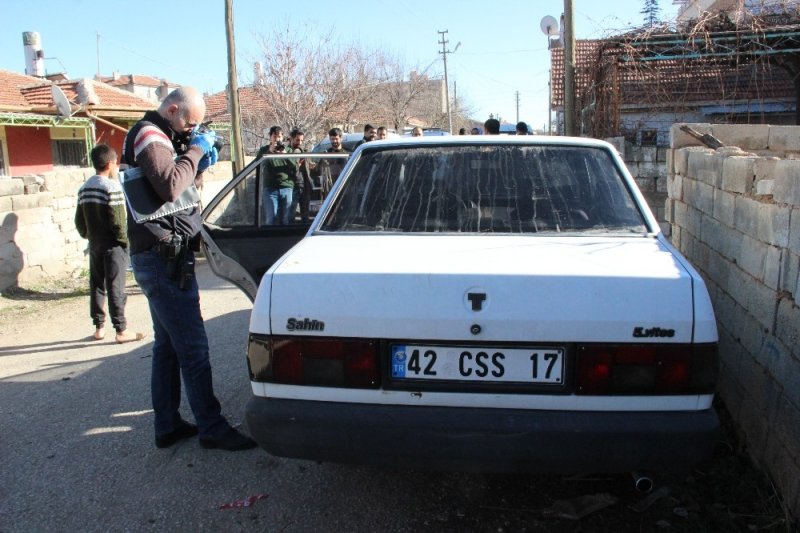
left=564, top=0, right=576, bottom=136
left=548, top=70, right=553, bottom=135
left=438, top=30, right=460, bottom=134
left=225, top=0, right=245, bottom=174
left=515, top=91, right=520, bottom=123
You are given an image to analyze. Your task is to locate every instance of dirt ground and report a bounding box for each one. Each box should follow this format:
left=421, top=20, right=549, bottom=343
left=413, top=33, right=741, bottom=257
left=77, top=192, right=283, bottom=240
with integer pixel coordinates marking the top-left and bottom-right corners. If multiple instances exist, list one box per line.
left=0, top=270, right=794, bottom=532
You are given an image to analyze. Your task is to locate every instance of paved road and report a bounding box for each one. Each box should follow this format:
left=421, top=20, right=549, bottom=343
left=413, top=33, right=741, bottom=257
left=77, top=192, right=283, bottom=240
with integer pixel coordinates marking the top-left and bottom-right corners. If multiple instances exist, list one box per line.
left=0, top=260, right=723, bottom=532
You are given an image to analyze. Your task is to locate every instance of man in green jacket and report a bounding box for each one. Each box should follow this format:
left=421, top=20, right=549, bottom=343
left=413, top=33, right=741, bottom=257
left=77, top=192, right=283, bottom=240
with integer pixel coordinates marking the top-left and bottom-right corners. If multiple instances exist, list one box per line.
left=75, top=144, right=145, bottom=344
left=258, top=125, right=298, bottom=225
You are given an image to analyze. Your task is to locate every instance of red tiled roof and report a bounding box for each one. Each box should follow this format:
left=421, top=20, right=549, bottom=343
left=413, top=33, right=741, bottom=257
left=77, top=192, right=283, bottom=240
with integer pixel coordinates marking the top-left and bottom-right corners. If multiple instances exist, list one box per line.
left=0, top=69, right=51, bottom=107
left=98, top=74, right=167, bottom=87
left=205, top=85, right=274, bottom=122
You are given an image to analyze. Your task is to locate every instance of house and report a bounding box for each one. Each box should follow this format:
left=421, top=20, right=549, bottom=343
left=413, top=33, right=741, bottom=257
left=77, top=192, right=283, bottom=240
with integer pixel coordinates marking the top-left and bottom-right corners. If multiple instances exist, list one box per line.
left=95, top=73, right=178, bottom=104
left=0, top=69, right=154, bottom=176
left=549, top=22, right=797, bottom=145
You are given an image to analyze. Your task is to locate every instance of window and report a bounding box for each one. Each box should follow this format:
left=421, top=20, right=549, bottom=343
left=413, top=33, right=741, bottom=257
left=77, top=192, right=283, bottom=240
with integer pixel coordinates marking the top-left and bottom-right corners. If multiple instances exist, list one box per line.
left=52, top=140, right=87, bottom=167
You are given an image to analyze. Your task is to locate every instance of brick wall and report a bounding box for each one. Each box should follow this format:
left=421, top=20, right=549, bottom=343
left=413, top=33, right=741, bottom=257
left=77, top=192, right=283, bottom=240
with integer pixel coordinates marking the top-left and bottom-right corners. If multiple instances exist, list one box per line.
left=0, top=163, right=236, bottom=292
left=667, top=123, right=800, bottom=519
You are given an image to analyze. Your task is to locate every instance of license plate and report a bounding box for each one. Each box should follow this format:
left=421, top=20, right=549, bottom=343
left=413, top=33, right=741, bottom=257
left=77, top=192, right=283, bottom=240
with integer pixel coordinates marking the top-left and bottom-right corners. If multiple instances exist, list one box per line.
left=391, top=344, right=564, bottom=384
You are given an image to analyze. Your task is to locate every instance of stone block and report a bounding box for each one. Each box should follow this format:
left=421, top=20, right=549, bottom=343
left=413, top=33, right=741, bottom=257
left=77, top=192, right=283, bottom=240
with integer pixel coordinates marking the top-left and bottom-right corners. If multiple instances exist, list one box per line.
left=0, top=196, right=11, bottom=212
left=772, top=159, right=800, bottom=206
left=791, top=208, right=800, bottom=256
left=733, top=196, right=761, bottom=239
left=36, top=192, right=54, bottom=208
left=628, top=144, right=643, bottom=163
left=10, top=194, right=41, bottom=211
left=667, top=174, right=683, bottom=201
left=688, top=151, right=723, bottom=187
left=666, top=149, right=674, bottom=175
left=711, top=124, right=770, bottom=151
left=757, top=203, right=791, bottom=247
left=13, top=207, right=52, bottom=226
left=754, top=156, right=779, bottom=180
left=655, top=176, right=668, bottom=193
left=781, top=251, right=799, bottom=297
left=54, top=197, right=75, bottom=210
left=656, top=147, right=667, bottom=163
left=767, top=125, right=800, bottom=152
left=764, top=246, right=782, bottom=291
left=736, top=392, right=771, bottom=464
left=776, top=298, right=800, bottom=356
left=670, top=123, right=712, bottom=149
left=738, top=234, right=768, bottom=282
left=713, top=189, right=736, bottom=228
left=727, top=265, right=777, bottom=330
left=693, top=181, right=715, bottom=216
left=0, top=178, right=25, bottom=197
left=634, top=176, right=652, bottom=193
left=755, top=179, right=775, bottom=196
left=641, top=146, right=658, bottom=163
left=721, top=156, right=756, bottom=194
left=52, top=208, right=75, bottom=224
left=638, top=162, right=661, bottom=179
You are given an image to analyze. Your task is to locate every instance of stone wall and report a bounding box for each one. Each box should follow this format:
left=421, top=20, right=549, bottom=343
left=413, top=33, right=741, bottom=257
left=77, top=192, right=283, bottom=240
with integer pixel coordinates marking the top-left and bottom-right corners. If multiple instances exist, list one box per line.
left=0, top=163, right=236, bottom=292
left=606, top=137, right=670, bottom=234
left=666, top=123, right=800, bottom=519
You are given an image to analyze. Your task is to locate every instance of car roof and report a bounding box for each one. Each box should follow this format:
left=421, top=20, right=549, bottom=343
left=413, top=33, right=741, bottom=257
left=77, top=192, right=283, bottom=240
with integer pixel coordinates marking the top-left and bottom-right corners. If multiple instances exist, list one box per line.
left=354, top=135, right=614, bottom=150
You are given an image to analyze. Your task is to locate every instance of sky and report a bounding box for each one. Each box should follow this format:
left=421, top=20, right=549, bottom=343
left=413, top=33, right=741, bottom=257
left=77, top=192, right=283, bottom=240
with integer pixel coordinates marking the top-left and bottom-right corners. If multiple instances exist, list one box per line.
left=1, top=0, right=680, bottom=132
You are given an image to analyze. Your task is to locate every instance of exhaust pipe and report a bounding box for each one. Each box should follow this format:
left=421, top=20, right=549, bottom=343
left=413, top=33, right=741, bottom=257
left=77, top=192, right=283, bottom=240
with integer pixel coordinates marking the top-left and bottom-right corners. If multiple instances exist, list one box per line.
left=632, top=471, right=654, bottom=494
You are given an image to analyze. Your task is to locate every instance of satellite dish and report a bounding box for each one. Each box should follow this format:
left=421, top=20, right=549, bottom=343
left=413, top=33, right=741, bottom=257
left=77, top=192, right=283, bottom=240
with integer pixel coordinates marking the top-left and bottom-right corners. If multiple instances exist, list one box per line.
left=540, top=15, right=559, bottom=36
left=51, top=85, right=74, bottom=118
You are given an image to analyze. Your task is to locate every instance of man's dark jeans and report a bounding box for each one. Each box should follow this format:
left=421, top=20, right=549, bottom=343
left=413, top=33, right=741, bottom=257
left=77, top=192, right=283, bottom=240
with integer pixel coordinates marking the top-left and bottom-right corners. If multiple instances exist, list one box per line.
left=131, top=248, right=229, bottom=439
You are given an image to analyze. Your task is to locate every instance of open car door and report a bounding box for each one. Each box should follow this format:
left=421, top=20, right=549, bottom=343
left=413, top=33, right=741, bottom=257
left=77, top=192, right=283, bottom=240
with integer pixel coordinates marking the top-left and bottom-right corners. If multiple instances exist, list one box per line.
left=201, top=152, right=350, bottom=300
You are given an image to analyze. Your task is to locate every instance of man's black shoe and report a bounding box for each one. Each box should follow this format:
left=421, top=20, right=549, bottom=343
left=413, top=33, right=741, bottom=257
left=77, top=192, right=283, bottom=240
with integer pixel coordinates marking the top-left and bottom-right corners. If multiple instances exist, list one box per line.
left=155, top=421, right=198, bottom=448
left=199, top=427, right=258, bottom=451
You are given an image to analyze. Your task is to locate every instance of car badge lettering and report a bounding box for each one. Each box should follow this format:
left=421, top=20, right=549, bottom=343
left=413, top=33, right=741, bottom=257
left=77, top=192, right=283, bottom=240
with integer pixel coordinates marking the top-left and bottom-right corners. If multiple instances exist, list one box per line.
left=467, top=292, right=487, bottom=311
left=286, top=317, right=325, bottom=332
left=632, top=326, right=675, bottom=338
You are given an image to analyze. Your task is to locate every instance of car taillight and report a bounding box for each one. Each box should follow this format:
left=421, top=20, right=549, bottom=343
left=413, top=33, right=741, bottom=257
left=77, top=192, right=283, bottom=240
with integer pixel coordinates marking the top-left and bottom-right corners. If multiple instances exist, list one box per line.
left=576, top=343, right=717, bottom=395
left=248, top=335, right=380, bottom=388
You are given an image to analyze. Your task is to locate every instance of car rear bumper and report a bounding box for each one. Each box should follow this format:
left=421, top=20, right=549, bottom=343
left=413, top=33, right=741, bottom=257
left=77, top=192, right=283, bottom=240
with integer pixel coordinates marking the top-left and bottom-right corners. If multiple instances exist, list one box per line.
left=246, top=397, right=718, bottom=474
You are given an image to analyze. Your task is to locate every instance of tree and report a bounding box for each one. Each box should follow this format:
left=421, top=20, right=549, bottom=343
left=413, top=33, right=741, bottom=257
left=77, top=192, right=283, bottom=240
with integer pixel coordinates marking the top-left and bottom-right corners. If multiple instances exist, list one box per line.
left=641, top=0, right=662, bottom=27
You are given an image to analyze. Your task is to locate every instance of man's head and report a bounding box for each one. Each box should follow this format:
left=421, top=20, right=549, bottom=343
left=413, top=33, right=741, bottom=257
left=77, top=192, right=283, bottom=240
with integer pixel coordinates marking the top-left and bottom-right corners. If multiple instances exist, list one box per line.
left=289, top=129, right=304, bottom=149
left=328, top=127, right=343, bottom=150
left=458, top=128, right=467, bottom=135
left=376, top=126, right=388, bottom=140
left=158, top=87, right=206, bottom=135
left=363, top=124, right=376, bottom=142
left=483, top=118, right=500, bottom=135
left=470, top=127, right=481, bottom=135
left=515, top=121, right=529, bottom=135
left=269, top=125, right=283, bottom=145
left=90, top=144, right=118, bottom=174
left=411, top=126, right=423, bottom=137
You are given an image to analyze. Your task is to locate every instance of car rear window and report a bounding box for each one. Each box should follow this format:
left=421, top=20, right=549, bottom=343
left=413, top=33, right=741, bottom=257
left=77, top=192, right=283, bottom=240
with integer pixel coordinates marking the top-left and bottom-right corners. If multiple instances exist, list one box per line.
left=318, top=145, right=648, bottom=234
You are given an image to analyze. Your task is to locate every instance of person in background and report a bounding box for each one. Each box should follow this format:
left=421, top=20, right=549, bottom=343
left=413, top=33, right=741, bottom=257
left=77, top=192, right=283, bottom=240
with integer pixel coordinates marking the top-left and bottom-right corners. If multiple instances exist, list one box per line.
left=314, top=127, right=349, bottom=192
left=376, top=126, right=388, bottom=140
left=470, top=127, right=481, bottom=135
left=458, top=127, right=467, bottom=135
left=411, top=126, right=424, bottom=137
left=484, top=118, right=500, bottom=135
left=354, top=124, right=377, bottom=149
left=259, top=125, right=297, bottom=225
left=75, top=144, right=146, bottom=344
left=122, top=86, right=256, bottom=452
left=287, top=128, right=312, bottom=223
left=516, top=121, right=530, bottom=135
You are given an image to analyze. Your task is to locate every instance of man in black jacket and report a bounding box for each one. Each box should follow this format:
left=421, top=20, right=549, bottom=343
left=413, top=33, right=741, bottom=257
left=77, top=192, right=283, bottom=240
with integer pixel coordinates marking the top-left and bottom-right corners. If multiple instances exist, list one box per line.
left=122, top=87, right=256, bottom=452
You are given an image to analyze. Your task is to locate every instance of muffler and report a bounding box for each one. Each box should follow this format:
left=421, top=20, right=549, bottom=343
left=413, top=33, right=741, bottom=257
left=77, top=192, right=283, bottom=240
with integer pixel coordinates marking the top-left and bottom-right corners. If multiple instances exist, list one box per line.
left=632, top=471, right=654, bottom=493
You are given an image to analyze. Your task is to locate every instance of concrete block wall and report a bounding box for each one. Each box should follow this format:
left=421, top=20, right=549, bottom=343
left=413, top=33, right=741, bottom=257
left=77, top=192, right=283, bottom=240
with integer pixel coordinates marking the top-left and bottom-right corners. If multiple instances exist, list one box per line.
left=667, top=123, right=800, bottom=520
left=607, top=137, right=670, bottom=234
left=0, top=163, right=235, bottom=292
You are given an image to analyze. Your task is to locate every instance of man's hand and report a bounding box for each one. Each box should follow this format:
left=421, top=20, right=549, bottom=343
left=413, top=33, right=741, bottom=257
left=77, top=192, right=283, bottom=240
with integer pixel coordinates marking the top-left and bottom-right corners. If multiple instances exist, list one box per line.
left=197, top=146, right=219, bottom=173
left=190, top=132, right=217, bottom=154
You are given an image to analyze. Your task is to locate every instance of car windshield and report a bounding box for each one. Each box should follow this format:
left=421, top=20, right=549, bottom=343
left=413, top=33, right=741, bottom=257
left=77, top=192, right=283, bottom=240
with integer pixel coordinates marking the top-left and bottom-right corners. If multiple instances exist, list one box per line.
left=318, top=144, right=648, bottom=234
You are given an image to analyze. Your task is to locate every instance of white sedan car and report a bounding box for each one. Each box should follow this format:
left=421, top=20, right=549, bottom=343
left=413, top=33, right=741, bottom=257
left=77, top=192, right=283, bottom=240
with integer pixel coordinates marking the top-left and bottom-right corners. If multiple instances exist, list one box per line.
left=201, top=136, right=719, bottom=476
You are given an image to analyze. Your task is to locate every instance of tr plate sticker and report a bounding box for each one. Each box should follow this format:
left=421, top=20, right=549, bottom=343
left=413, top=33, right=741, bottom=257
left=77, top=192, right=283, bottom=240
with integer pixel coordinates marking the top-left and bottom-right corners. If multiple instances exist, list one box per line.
left=391, top=346, right=407, bottom=378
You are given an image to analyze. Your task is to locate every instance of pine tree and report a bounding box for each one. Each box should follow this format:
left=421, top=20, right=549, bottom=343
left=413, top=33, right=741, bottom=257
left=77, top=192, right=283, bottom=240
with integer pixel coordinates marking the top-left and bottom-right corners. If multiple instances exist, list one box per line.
left=641, top=0, right=662, bottom=27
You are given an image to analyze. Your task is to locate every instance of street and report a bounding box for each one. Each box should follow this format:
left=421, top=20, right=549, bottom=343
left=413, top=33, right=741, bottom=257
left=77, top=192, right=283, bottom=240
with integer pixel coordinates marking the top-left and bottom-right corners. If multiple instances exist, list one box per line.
left=0, top=261, right=782, bottom=532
